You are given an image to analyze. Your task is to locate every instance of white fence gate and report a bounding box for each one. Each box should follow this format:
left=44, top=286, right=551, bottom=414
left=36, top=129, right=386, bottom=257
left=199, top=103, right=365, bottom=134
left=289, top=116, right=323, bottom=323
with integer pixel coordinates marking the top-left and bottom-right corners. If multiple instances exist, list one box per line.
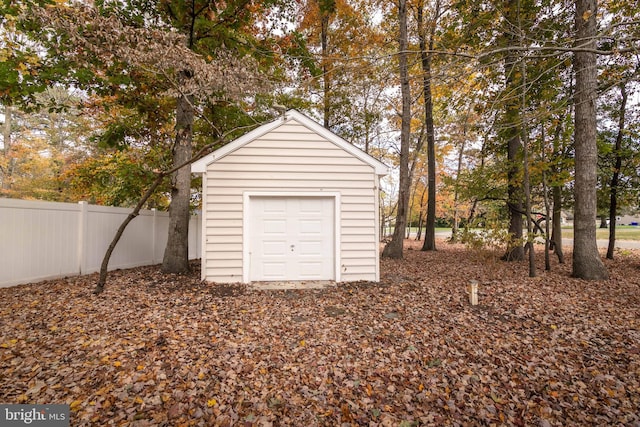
left=0, top=198, right=201, bottom=288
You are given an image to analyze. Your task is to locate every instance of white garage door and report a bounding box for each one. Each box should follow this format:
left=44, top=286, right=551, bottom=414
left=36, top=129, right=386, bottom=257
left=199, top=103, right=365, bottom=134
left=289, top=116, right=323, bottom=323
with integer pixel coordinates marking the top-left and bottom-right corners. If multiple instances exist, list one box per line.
left=249, top=197, right=335, bottom=281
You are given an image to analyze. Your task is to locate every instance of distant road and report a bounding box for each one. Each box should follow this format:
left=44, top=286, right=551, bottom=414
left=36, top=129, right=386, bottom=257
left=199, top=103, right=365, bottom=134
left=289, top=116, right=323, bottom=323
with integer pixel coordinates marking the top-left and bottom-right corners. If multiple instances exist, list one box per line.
left=432, top=230, right=640, bottom=250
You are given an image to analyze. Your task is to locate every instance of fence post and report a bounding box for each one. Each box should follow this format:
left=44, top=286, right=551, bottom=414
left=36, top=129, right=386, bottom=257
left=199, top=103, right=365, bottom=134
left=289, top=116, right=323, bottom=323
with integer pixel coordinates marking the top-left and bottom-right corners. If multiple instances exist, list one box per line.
left=151, top=208, right=157, bottom=264
left=77, top=201, right=88, bottom=274
left=193, top=210, right=201, bottom=259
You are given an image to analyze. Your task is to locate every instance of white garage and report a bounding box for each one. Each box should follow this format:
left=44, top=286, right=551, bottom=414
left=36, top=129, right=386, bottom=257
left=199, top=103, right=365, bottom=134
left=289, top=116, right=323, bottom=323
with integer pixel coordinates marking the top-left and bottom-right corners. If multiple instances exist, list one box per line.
left=191, top=109, right=389, bottom=284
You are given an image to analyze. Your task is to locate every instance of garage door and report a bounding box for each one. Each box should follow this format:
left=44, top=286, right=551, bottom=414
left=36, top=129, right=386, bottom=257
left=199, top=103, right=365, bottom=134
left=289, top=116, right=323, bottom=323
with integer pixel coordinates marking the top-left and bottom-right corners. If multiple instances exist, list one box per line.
left=249, top=197, right=335, bottom=281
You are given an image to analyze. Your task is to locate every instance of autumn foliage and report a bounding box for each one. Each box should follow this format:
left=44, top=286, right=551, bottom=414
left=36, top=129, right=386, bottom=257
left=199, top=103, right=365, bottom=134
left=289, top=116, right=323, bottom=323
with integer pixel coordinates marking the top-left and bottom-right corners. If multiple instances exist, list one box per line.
left=1, top=239, right=638, bottom=425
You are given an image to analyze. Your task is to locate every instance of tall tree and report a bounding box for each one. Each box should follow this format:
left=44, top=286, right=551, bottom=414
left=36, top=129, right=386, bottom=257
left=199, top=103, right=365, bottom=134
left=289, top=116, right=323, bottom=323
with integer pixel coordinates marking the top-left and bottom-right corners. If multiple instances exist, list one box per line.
left=1, top=0, right=51, bottom=192
left=500, top=0, right=525, bottom=261
left=417, top=0, right=441, bottom=252
left=1, top=87, right=95, bottom=200
left=382, top=0, right=411, bottom=259
left=605, top=83, right=628, bottom=259
left=157, top=0, right=271, bottom=273
left=572, top=0, right=608, bottom=279
left=162, top=79, right=194, bottom=273
left=549, top=113, right=571, bottom=264
left=295, top=0, right=386, bottom=138
left=25, top=0, right=274, bottom=277
left=319, top=0, right=336, bottom=127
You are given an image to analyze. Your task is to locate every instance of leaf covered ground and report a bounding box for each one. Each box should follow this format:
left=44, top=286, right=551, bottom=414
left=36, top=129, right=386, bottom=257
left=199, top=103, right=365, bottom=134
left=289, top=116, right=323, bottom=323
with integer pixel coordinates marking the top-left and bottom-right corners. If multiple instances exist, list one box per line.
left=1, top=240, right=639, bottom=426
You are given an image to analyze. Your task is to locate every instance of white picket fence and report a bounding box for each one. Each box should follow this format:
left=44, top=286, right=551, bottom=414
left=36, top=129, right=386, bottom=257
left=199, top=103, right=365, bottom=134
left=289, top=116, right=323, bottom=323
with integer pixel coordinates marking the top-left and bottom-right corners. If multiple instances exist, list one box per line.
left=0, top=198, right=201, bottom=288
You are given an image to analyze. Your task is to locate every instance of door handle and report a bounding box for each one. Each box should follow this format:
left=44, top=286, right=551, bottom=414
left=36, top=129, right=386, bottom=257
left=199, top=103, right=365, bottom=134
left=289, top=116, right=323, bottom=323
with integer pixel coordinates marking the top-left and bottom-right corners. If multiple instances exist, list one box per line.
left=290, top=244, right=295, bottom=252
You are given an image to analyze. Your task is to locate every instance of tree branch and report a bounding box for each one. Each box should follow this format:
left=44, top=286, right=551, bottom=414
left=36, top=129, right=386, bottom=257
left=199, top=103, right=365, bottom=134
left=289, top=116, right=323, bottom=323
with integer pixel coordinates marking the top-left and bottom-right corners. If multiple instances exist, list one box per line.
left=93, top=117, right=269, bottom=294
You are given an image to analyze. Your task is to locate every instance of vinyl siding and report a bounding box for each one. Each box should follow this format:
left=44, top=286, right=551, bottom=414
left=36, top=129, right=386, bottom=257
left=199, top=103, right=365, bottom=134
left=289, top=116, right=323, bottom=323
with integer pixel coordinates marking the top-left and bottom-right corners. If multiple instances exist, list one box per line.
left=203, top=119, right=379, bottom=283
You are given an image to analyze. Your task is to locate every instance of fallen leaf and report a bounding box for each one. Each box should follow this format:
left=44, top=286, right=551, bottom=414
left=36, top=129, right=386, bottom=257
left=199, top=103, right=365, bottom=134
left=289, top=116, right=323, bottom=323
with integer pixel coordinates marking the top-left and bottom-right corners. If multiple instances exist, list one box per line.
left=0, top=241, right=638, bottom=426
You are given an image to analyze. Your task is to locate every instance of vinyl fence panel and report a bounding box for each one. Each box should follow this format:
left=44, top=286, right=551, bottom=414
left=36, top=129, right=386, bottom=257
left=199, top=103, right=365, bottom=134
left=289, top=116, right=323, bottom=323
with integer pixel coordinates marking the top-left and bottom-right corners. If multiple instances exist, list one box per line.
left=0, top=199, right=80, bottom=287
left=0, top=199, right=200, bottom=288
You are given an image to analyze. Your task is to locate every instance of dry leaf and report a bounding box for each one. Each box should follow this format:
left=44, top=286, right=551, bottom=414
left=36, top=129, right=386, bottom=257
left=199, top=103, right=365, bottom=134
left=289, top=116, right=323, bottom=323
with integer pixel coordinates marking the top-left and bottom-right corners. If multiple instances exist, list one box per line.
left=0, top=240, right=638, bottom=425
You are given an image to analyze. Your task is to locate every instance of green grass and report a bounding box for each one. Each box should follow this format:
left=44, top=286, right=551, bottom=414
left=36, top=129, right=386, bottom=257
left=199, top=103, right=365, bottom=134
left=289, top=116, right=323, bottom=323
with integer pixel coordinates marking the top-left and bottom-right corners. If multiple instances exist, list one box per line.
left=562, top=225, right=640, bottom=240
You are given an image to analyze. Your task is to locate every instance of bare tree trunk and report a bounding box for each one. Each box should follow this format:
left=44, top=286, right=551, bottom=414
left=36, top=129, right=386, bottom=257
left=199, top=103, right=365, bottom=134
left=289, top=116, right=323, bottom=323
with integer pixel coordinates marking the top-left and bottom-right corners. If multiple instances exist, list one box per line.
left=606, top=83, right=628, bottom=259
left=523, top=186, right=535, bottom=275
left=93, top=120, right=263, bottom=293
left=541, top=125, right=551, bottom=271
left=466, top=135, right=488, bottom=228
left=504, top=143, right=524, bottom=260
left=2, top=106, right=10, bottom=157
left=550, top=113, right=566, bottom=263
left=451, top=132, right=466, bottom=243
left=514, top=2, right=535, bottom=276
left=162, top=91, right=194, bottom=273
left=418, top=0, right=440, bottom=252
left=380, top=192, right=390, bottom=240
left=520, top=66, right=535, bottom=277
left=502, top=0, right=524, bottom=261
left=319, top=0, right=335, bottom=128
left=543, top=177, right=551, bottom=271
left=551, top=186, right=565, bottom=263
left=95, top=174, right=168, bottom=293
left=416, top=183, right=427, bottom=240
left=572, top=0, right=608, bottom=280
left=599, top=216, right=608, bottom=228
left=382, top=0, right=411, bottom=259
left=407, top=183, right=417, bottom=239
left=1, top=105, right=12, bottom=191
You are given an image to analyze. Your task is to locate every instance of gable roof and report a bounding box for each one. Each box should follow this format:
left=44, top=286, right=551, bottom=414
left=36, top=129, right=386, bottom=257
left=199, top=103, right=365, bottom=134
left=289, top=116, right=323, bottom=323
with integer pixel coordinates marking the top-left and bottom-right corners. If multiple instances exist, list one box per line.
left=191, top=109, right=389, bottom=176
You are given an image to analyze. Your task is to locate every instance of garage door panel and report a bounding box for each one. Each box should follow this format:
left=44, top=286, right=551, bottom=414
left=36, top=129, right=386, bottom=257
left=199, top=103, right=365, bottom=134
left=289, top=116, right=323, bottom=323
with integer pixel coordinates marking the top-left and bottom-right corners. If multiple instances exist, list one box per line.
left=262, top=218, right=287, bottom=234
left=249, top=196, right=334, bottom=281
left=298, top=240, right=322, bottom=255
left=262, top=262, right=286, bottom=279
left=262, top=199, right=287, bottom=213
left=299, top=262, right=322, bottom=278
left=299, top=219, right=322, bottom=234
left=299, top=198, right=323, bottom=212
left=262, top=240, right=287, bottom=255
